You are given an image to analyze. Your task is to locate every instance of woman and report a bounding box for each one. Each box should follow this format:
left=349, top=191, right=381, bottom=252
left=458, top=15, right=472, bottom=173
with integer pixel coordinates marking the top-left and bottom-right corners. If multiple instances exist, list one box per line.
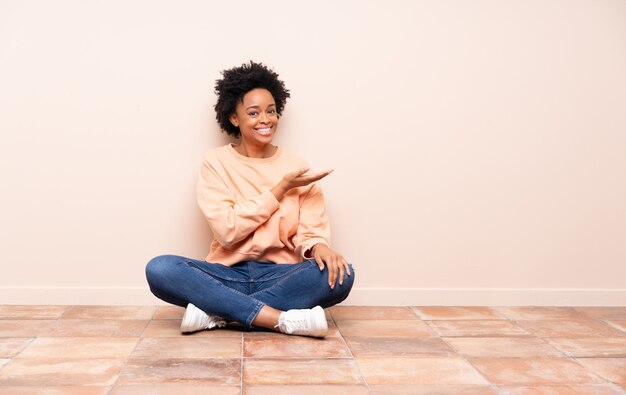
left=146, top=61, right=354, bottom=338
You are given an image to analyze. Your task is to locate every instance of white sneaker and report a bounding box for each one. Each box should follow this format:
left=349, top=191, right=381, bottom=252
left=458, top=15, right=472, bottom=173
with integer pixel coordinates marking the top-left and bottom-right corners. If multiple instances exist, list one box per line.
left=276, top=305, right=328, bottom=337
left=180, top=303, right=227, bottom=333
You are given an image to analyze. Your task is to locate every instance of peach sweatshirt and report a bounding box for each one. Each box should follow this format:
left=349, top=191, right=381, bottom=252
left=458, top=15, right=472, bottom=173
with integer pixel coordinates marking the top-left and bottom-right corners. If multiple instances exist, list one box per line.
left=197, top=144, right=330, bottom=266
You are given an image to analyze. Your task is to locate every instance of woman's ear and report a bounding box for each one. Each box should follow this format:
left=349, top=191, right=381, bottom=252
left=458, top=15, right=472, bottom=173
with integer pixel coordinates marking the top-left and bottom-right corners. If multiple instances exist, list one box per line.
left=229, top=114, right=239, bottom=127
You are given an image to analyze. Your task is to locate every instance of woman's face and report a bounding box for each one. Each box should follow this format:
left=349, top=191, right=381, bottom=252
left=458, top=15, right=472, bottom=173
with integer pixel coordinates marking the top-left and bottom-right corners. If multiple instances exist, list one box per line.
left=230, top=88, right=278, bottom=148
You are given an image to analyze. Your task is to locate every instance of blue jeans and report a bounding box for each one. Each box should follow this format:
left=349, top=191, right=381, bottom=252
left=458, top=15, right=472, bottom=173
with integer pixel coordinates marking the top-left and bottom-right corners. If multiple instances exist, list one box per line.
left=145, top=255, right=355, bottom=327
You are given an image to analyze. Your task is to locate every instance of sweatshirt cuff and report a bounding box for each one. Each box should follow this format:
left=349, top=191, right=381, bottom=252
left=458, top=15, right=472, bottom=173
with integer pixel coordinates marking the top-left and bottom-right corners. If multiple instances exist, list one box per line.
left=259, top=190, right=280, bottom=214
left=299, top=239, right=330, bottom=259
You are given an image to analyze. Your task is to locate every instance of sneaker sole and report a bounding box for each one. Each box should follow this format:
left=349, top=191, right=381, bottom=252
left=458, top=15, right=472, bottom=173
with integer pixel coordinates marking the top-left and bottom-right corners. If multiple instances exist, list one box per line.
left=310, top=306, right=328, bottom=337
left=180, top=303, right=202, bottom=333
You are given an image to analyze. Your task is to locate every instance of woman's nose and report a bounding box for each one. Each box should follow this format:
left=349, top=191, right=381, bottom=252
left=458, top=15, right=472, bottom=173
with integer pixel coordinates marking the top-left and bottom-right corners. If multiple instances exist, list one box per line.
left=259, top=112, right=269, bottom=123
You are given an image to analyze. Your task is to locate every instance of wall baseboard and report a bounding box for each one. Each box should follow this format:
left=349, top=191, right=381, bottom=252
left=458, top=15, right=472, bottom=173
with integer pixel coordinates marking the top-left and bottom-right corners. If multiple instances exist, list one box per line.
left=342, top=287, right=626, bottom=306
left=1, top=286, right=624, bottom=306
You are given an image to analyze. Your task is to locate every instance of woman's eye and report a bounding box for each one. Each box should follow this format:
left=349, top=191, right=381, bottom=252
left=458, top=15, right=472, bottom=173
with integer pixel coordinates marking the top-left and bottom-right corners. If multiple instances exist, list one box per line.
left=268, top=109, right=276, bottom=114
left=249, top=112, right=258, bottom=116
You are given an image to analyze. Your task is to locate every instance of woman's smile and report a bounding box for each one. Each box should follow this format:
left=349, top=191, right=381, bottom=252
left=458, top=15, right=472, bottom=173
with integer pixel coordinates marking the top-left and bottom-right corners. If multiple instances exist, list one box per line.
left=255, top=126, right=273, bottom=136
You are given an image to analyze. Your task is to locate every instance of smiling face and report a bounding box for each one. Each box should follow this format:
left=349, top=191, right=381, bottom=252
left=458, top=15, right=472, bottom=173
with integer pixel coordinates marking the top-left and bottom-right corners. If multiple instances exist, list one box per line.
left=229, top=88, right=278, bottom=156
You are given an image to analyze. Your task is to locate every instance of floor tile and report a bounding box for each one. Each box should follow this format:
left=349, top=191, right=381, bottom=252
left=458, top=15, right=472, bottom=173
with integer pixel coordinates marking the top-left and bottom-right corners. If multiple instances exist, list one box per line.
left=117, top=358, right=240, bottom=385
left=142, top=319, right=241, bottom=338
left=110, top=384, right=241, bottom=395
left=413, top=306, right=503, bottom=320
left=335, top=320, right=435, bottom=338
left=496, top=384, right=625, bottom=394
left=17, top=337, right=139, bottom=359
left=357, top=357, right=487, bottom=385
left=605, top=320, right=626, bottom=332
left=152, top=306, right=185, bottom=320
left=576, top=307, right=626, bottom=320
left=0, top=358, right=125, bottom=386
left=1, top=304, right=624, bottom=392
left=329, top=306, right=417, bottom=320
left=62, top=306, right=155, bottom=320
left=244, top=335, right=350, bottom=358
left=369, top=384, right=498, bottom=394
left=244, top=359, right=362, bottom=384
left=0, top=320, right=57, bottom=337
left=446, top=337, right=565, bottom=358
left=517, top=320, right=626, bottom=338
left=48, top=319, right=148, bottom=337
left=0, top=338, right=32, bottom=358
left=243, top=384, right=370, bottom=394
left=468, top=357, right=604, bottom=385
left=0, top=387, right=110, bottom=395
left=547, top=338, right=626, bottom=357
left=427, top=320, right=530, bottom=337
left=494, top=307, right=588, bottom=321
left=131, top=337, right=241, bottom=359
left=345, top=336, right=454, bottom=357
left=0, top=305, right=68, bottom=320
left=576, top=358, right=626, bottom=386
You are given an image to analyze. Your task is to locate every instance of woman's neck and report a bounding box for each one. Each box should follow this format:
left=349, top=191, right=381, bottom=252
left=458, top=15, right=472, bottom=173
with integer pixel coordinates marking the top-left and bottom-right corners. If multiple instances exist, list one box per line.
left=233, top=142, right=277, bottom=158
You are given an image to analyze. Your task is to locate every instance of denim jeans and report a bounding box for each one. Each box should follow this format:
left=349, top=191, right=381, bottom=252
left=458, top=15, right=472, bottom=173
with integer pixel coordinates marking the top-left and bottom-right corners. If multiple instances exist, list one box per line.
left=145, top=255, right=355, bottom=327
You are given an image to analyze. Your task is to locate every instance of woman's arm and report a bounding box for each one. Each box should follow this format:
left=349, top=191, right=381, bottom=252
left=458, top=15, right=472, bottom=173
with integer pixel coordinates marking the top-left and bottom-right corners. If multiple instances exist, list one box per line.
left=197, top=161, right=280, bottom=248
left=294, top=182, right=331, bottom=257
left=295, top=183, right=351, bottom=289
left=197, top=162, right=334, bottom=249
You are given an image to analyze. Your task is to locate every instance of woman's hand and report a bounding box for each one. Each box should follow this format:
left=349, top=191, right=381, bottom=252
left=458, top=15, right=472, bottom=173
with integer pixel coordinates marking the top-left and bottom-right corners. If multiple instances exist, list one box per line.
left=271, top=167, right=333, bottom=201
left=311, top=243, right=351, bottom=289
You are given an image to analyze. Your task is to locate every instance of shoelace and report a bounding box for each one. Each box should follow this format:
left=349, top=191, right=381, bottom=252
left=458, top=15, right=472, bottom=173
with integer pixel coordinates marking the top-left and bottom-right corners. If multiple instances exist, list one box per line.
left=280, top=315, right=308, bottom=334
left=207, top=316, right=227, bottom=328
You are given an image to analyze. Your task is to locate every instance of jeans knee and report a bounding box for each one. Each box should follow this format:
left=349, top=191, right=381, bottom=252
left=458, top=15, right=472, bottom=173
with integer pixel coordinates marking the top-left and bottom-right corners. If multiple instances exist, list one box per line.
left=145, top=255, right=176, bottom=287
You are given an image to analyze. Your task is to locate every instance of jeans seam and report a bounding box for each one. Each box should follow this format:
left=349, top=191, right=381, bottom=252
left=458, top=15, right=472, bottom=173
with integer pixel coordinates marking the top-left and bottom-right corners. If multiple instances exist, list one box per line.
left=183, top=260, right=249, bottom=283
left=248, top=261, right=315, bottom=298
left=245, top=301, right=265, bottom=327
left=253, top=260, right=315, bottom=284
left=184, top=262, right=253, bottom=300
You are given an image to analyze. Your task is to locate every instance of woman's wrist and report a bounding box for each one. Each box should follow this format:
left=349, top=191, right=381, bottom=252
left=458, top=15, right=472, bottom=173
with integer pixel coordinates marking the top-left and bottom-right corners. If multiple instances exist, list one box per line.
left=270, top=181, right=288, bottom=201
left=310, top=243, right=328, bottom=255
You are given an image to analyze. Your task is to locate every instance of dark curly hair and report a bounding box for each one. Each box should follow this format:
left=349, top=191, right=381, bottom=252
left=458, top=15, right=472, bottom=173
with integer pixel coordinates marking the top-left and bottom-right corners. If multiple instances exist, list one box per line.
left=214, top=61, right=290, bottom=138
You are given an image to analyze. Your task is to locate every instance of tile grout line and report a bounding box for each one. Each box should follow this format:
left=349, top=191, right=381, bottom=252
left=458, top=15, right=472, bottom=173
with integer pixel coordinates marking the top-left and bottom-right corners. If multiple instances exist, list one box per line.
left=0, top=336, right=36, bottom=378
left=568, top=355, right=616, bottom=386
left=567, top=311, right=626, bottom=391
left=106, top=311, right=150, bottom=391
left=331, top=312, right=374, bottom=394
left=603, top=319, right=626, bottom=333
left=0, top=307, right=66, bottom=381
left=240, top=330, right=244, bottom=395
left=434, top=312, right=504, bottom=394
left=535, top=334, right=575, bottom=360
left=409, top=305, right=421, bottom=320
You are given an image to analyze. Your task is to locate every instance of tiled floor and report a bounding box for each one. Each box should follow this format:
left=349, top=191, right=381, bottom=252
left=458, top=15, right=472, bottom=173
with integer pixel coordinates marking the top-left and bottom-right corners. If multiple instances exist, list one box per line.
left=0, top=306, right=625, bottom=394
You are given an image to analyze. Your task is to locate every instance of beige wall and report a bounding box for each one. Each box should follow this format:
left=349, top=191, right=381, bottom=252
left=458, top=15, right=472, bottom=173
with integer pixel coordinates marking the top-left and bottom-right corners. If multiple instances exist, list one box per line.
left=1, top=0, right=625, bottom=305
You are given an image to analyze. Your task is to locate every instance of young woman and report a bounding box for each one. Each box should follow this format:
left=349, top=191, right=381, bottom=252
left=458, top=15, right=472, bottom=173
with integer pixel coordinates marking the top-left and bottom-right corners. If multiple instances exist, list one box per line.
left=145, top=61, right=354, bottom=337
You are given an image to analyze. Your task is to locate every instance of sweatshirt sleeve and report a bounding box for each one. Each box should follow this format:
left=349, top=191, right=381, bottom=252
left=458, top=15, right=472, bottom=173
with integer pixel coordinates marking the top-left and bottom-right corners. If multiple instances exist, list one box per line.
left=294, top=182, right=331, bottom=259
left=197, top=159, right=280, bottom=248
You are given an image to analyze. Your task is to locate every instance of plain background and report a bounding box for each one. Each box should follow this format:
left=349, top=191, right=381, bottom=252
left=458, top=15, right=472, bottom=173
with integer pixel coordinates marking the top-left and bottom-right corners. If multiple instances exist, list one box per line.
left=1, top=0, right=625, bottom=305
